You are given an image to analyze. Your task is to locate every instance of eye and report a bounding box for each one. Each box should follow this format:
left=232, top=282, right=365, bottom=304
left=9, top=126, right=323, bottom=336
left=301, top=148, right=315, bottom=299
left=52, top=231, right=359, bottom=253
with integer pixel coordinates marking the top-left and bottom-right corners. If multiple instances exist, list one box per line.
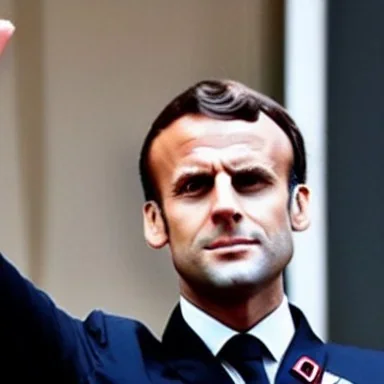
left=232, top=171, right=269, bottom=192
left=177, top=175, right=213, bottom=197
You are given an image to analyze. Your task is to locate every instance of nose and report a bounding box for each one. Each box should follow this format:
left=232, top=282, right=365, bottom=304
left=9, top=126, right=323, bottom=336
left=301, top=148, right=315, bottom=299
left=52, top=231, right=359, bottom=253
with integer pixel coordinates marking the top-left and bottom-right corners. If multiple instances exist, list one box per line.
left=211, top=173, right=243, bottom=228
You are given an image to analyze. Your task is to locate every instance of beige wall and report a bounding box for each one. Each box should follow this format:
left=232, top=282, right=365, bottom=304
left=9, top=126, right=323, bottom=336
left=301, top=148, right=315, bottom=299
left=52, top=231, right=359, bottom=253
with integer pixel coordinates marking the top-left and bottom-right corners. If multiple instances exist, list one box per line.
left=0, top=0, right=283, bottom=335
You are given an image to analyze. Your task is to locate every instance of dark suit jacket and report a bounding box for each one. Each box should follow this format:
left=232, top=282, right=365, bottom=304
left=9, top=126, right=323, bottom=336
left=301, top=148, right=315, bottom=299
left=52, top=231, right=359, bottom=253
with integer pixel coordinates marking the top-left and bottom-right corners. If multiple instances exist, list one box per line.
left=1, top=253, right=383, bottom=383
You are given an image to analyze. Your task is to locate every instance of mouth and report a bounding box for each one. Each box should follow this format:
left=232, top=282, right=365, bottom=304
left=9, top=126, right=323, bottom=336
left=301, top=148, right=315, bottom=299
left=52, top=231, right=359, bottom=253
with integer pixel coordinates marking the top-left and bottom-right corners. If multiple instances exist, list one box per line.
left=204, top=238, right=260, bottom=251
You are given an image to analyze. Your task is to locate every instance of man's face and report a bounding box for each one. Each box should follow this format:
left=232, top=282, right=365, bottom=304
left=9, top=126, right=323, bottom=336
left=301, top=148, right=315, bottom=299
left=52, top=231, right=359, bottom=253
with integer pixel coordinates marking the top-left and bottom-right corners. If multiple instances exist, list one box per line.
left=144, top=113, right=309, bottom=295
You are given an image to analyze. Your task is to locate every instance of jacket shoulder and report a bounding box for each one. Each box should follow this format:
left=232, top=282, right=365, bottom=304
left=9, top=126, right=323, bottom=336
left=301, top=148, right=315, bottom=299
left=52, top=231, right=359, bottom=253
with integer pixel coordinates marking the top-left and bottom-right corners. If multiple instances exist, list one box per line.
left=325, top=342, right=384, bottom=382
left=76, top=310, right=164, bottom=382
left=82, top=309, right=162, bottom=356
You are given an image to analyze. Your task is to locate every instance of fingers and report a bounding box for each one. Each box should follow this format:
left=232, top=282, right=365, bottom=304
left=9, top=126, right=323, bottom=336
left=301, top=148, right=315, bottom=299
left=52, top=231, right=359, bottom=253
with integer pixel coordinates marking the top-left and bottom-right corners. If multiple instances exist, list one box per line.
left=0, top=19, right=15, bottom=57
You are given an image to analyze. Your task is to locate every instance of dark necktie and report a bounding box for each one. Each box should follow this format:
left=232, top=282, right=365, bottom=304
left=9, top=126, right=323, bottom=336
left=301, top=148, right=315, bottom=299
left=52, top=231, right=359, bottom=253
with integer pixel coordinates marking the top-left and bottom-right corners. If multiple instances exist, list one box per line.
left=218, top=334, right=270, bottom=384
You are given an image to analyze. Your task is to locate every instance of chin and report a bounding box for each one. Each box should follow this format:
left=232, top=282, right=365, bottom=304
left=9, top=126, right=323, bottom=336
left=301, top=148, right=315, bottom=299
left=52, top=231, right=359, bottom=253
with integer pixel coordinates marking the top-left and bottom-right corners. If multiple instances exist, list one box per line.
left=204, top=257, right=274, bottom=288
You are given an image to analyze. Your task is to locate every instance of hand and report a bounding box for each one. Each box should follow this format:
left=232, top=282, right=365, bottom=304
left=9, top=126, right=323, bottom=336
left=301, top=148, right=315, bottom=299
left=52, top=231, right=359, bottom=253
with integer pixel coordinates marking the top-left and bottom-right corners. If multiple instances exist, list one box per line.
left=0, top=19, right=15, bottom=56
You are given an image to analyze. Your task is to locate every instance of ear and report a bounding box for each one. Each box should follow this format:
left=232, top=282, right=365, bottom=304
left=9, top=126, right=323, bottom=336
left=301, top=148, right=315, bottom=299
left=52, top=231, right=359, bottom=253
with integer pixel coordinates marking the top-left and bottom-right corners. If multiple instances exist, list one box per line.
left=143, top=201, right=168, bottom=249
left=289, top=184, right=311, bottom=231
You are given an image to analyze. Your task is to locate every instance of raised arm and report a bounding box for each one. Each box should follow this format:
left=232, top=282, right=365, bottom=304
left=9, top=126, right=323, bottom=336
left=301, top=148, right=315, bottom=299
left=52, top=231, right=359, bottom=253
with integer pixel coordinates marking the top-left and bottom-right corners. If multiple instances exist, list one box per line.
left=0, top=21, right=92, bottom=382
left=0, top=253, right=82, bottom=381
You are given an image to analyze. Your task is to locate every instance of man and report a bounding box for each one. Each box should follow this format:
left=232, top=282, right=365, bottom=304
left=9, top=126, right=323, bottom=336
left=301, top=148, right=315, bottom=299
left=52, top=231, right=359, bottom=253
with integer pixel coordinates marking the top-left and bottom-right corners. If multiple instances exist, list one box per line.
left=1, top=20, right=383, bottom=384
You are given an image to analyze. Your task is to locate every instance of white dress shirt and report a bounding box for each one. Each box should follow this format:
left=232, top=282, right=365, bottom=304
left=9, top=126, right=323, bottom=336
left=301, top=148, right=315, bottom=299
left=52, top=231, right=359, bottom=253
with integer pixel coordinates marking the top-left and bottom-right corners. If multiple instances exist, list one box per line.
left=180, top=295, right=295, bottom=384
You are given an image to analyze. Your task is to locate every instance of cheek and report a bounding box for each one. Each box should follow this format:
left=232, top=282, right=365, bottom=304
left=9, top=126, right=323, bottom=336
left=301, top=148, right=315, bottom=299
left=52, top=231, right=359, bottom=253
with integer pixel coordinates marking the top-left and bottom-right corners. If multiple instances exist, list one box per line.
left=241, top=188, right=291, bottom=228
left=165, top=199, right=211, bottom=243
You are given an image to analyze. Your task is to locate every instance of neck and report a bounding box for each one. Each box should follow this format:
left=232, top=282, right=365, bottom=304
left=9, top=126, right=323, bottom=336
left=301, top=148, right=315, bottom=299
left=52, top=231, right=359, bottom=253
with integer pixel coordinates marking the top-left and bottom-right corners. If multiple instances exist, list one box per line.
left=180, top=276, right=284, bottom=331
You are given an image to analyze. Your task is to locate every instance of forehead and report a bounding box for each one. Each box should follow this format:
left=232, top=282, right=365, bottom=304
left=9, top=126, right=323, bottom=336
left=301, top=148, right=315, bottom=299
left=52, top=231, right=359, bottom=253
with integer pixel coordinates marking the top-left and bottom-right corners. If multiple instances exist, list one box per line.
left=149, top=113, right=294, bottom=179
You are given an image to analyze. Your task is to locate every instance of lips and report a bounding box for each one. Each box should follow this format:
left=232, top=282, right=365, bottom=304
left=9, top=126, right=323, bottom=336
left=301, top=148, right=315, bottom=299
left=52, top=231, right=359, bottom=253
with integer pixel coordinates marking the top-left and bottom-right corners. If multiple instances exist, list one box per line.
left=204, top=237, right=259, bottom=250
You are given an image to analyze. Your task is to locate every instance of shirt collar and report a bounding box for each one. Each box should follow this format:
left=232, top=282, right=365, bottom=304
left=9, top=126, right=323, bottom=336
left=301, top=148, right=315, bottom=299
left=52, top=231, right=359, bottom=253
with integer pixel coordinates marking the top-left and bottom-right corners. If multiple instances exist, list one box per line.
left=180, top=295, right=295, bottom=362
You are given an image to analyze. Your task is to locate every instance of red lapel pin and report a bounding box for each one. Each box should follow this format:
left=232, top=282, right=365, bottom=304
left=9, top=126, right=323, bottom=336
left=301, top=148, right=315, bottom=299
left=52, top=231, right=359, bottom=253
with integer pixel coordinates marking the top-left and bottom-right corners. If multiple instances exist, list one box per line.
left=291, top=356, right=322, bottom=383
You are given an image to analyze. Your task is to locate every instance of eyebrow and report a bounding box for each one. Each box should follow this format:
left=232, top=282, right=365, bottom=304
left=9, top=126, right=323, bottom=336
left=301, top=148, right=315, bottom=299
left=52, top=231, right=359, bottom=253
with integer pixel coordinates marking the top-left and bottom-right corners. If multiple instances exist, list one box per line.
left=171, top=164, right=277, bottom=193
left=229, top=165, right=277, bottom=182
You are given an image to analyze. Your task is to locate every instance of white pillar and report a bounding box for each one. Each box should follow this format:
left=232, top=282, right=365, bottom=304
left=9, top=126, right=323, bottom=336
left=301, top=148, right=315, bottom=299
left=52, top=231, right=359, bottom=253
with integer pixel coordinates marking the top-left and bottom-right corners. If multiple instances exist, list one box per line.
left=284, top=0, right=328, bottom=339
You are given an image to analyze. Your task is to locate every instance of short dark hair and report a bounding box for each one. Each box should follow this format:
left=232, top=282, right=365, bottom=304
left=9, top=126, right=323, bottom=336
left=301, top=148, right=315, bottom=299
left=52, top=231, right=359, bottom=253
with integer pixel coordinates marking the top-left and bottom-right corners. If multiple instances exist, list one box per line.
left=139, top=79, right=306, bottom=202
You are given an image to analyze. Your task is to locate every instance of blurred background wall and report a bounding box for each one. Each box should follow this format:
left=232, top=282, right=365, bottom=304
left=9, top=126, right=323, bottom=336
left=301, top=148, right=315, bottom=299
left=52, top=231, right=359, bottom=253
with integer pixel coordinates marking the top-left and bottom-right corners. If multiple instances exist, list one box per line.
left=0, top=0, right=284, bottom=336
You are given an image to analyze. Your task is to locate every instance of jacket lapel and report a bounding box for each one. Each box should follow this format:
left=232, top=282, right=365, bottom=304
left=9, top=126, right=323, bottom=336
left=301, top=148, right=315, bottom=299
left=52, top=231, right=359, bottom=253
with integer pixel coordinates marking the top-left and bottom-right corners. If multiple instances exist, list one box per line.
left=276, top=305, right=329, bottom=384
left=161, top=305, right=233, bottom=384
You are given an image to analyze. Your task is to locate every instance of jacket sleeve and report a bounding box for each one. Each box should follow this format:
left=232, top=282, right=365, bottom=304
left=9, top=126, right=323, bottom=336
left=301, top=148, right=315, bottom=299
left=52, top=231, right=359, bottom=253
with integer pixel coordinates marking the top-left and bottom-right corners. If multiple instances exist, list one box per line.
left=0, top=252, right=94, bottom=382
